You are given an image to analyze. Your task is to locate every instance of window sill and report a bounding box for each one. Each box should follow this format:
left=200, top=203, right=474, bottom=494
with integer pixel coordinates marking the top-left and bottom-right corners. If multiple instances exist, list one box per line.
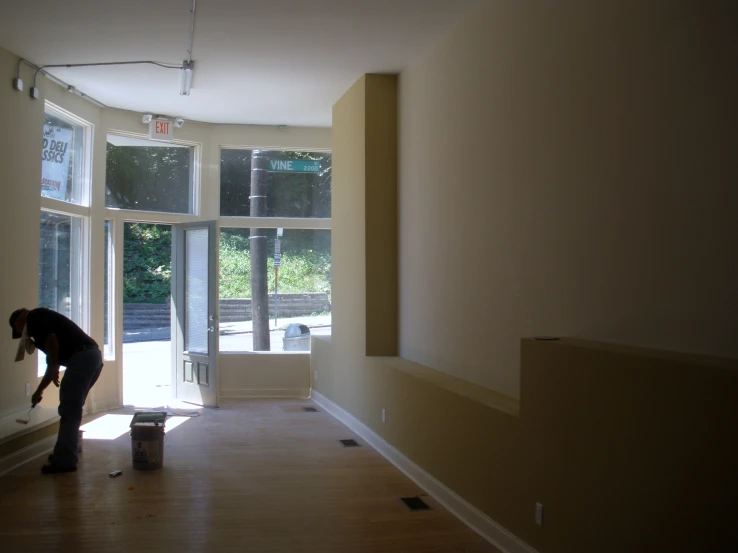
left=219, top=351, right=310, bottom=355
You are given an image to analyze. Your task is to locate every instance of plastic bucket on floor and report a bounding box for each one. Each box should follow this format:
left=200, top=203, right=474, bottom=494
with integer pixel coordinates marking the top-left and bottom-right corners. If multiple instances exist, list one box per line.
left=130, top=424, right=165, bottom=470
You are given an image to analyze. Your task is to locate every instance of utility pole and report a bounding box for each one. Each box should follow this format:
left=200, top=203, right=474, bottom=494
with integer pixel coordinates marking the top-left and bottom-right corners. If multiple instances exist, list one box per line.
left=250, top=150, right=270, bottom=350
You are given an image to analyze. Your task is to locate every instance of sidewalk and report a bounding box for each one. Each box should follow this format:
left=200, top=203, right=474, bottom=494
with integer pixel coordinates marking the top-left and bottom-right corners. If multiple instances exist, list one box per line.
left=123, top=314, right=332, bottom=343
left=219, top=314, right=332, bottom=335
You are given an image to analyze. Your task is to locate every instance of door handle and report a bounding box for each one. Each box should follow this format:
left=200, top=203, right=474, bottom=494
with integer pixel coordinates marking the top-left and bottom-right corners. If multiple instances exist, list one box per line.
left=208, top=325, right=216, bottom=333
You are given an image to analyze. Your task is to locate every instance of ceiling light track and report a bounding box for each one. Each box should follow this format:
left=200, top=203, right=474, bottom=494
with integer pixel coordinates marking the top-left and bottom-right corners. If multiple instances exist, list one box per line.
left=14, top=58, right=191, bottom=127
left=14, top=57, right=108, bottom=107
left=13, top=2, right=199, bottom=102
left=180, top=0, right=198, bottom=95
left=13, top=57, right=187, bottom=102
left=30, top=60, right=183, bottom=99
left=186, top=0, right=198, bottom=64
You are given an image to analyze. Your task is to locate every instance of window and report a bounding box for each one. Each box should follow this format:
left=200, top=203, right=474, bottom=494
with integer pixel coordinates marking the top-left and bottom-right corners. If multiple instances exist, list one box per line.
left=39, top=212, right=84, bottom=321
left=105, top=134, right=196, bottom=214
left=38, top=103, right=92, bottom=375
left=219, top=147, right=332, bottom=353
left=103, top=220, right=114, bottom=359
left=220, top=149, right=331, bottom=218
left=219, top=228, right=331, bottom=352
left=38, top=212, right=85, bottom=374
left=41, top=108, right=88, bottom=205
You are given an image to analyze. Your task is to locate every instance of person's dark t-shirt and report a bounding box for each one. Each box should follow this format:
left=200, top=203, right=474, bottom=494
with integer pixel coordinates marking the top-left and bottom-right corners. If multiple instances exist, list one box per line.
left=26, top=308, right=97, bottom=366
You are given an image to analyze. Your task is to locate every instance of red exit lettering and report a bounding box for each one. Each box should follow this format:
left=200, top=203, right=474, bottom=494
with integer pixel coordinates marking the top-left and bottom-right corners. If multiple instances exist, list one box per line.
left=156, top=121, right=170, bottom=135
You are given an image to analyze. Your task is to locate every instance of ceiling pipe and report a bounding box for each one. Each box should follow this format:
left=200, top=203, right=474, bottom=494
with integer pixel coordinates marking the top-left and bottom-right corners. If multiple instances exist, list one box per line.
left=187, top=0, right=198, bottom=64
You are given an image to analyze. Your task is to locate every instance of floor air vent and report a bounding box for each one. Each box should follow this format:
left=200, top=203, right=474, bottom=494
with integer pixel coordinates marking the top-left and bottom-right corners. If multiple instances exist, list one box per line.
left=302, top=407, right=318, bottom=412
left=401, top=496, right=431, bottom=511
left=339, top=439, right=360, bottom=447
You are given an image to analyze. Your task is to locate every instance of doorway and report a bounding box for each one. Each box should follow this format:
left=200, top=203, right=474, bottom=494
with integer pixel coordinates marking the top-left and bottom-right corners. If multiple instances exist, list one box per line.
left=122, top=222, right=172, bottom=406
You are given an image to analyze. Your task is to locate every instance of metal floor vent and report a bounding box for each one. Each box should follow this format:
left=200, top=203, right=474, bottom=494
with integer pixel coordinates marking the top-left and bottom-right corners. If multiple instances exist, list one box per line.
left=302, top=407, right=318, bottom=412
left=401, top=496, right=431, bottom=511
left=339, top=439, right=360, bottom=447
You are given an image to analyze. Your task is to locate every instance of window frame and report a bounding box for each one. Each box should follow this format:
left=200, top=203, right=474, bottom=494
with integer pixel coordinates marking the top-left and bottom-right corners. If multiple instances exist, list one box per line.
left=217, top=146, right=332, bottom=355
left=105, top=131, right=202, bottom=217
left=43, top=102, right=93, bottom=208
left=37, top=103, right=94, bottom=375
left=219, top=146, right=332, bottom=220
left=103, top=219, right=115, bottom=361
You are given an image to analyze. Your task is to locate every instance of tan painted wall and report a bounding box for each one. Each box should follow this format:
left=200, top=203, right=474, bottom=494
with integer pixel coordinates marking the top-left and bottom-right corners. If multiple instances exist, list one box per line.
left=219, top=353, right=311, bottom=398
left=365, top=75, right=398, bottom=356
left=518, top=339, right=738, bottom=552
left=329, top=75, right=367, bottom=413
left=317, top=334, right=738, bottom=552
left=0, top=47, right=44, bottom=421
left=318, top=2, right=738, bottom=550
left=398, top=0, right=738, bottom=398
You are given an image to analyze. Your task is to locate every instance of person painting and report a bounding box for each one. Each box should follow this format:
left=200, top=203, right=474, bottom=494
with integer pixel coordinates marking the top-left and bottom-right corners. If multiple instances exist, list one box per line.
left=9, top=307, right=103, bottom=474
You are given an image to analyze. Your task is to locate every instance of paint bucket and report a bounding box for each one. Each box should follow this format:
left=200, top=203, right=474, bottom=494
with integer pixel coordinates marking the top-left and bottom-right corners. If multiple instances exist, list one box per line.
left=78, top=430, right=84, bottom=453
left=130, top=425, right=165, bottom=470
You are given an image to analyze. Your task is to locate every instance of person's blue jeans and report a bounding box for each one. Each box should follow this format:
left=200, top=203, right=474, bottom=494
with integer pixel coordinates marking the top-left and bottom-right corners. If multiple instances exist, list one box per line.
left=52, top=348, right=103, bottom=467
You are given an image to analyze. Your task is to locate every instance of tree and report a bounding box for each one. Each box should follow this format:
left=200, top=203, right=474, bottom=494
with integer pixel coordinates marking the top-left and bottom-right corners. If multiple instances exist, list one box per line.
left=106, top=144, right=192, bottom=213
left=123, top=223, right=172, bottom=304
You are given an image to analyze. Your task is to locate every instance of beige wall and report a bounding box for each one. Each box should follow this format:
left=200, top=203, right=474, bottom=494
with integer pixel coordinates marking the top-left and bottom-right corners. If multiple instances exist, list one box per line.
left=317, top=334, right=738, bottom=552
left=398, top=0, right=738, bottom=398
left=0, top=47, right=45, bottom=422
left=329, top=75, right=367, bottom=411
left=219, top=353, right=311, bottom=399
left=518, top=339, right=738, bottom=553
left=324, top=75, right=400, bottom=424
left=318, top=1, right=738, bottom=551
left=365, top=75, right=398, bottom=356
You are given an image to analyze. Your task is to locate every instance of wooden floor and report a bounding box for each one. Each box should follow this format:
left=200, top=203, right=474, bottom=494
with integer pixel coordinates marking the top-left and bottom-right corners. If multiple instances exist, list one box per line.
left=0, top=399, right=500, bottom=553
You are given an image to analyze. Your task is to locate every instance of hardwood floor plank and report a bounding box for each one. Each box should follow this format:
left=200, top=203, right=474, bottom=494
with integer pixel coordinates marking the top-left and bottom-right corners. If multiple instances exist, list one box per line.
left=0, top=399, right=499, bottom=553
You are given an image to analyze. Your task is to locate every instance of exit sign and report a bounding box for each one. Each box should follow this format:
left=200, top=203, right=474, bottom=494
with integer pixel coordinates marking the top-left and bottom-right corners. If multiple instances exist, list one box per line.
left=268, top=159, right=321, bottom=173
left=149, top=119, right=173, bottom=142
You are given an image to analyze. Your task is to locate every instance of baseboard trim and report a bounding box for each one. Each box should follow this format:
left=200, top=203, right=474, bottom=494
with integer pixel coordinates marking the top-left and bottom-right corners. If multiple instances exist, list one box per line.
left=89, top=398, right=122, bottom=414
left=311, top=391, right=537, bottom=553
left=220, top=388, right=311, bottom=399
left=0, top=435, right=56, bottom=477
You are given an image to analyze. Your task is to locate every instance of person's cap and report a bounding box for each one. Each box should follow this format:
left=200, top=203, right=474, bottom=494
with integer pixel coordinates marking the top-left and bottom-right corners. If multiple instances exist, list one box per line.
left=9, top=308, right=28, bottom=339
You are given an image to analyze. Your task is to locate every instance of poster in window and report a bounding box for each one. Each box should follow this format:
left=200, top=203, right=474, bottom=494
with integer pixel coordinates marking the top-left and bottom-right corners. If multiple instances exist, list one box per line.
left=41, top=123, right=73, bottom=201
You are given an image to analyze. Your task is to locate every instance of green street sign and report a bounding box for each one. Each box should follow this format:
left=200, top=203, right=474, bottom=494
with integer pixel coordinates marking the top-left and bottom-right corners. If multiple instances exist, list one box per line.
left=268, top=159, right=321, bottom=173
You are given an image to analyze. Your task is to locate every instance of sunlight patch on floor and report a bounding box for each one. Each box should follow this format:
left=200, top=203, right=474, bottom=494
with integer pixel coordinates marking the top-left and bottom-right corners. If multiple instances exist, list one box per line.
left=164, top=416, right=190, bottom=433
left=81, top=413, right=192, bottom=440
left=80, top=414, right=133, bottom=440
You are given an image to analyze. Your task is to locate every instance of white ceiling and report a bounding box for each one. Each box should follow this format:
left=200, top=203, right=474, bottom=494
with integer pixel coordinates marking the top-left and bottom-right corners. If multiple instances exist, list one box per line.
left=0, top=0, right=482, bottom=127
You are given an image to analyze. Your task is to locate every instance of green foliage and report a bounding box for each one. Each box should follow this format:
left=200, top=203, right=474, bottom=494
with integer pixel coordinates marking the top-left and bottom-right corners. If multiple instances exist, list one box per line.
left=219, top=229, right=331, bottom=299
left=123, top=225, right=331, bottom=304
left=124, top=223, right=172, bottom=304
left=120, top=148, right=332, bottom=304
left=106, top=143, right=192, bottom=213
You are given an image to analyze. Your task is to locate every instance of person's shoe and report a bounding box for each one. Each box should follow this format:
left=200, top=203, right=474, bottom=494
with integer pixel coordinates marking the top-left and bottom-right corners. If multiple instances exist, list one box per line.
left=41, top=463, right=76, bottom=474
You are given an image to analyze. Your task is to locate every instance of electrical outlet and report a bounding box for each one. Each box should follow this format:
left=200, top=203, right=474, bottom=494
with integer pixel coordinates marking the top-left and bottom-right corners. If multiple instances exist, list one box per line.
left=535, top=502, right=544, bottom=526
left=381, top=408, right=386, bottom=423
left=25, top=382, right=31, bottom=396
